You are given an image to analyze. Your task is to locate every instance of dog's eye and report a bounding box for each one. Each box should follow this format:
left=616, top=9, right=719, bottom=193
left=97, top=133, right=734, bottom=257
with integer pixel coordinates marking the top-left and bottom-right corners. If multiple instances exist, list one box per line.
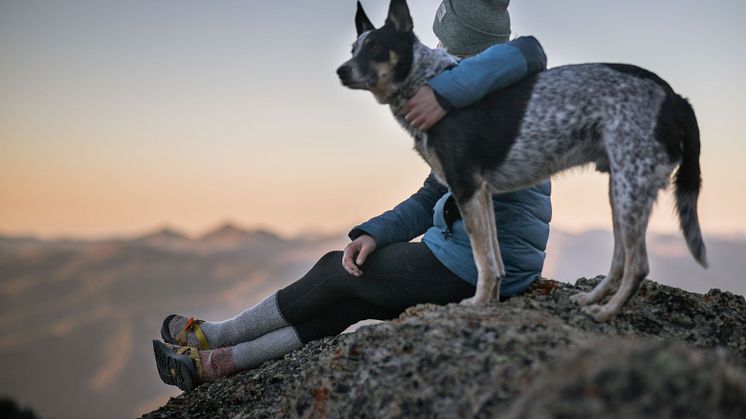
left=368, top=45, right=389, bottom=61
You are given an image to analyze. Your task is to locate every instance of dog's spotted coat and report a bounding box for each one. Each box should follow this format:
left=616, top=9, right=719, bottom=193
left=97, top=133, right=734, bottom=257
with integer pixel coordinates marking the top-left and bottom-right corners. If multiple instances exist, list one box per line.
left=338, top=0, right=706, bottom=321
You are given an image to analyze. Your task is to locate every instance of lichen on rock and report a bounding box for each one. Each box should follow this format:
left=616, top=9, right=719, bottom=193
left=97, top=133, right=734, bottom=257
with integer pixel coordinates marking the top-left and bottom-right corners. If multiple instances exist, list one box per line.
left=143, top=277, right=746, bottom=418
left=506, top=339, right=746, bottom=419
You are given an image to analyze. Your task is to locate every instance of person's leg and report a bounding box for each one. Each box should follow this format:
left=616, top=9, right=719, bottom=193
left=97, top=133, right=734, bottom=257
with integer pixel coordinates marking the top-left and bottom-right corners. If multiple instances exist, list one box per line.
left=154, top=326, right=303, bottom=391
left=197, top=326, right=302, bottom=383
left=292, top=297, right=401, bottom=343
left=162, top=245, right=399, bottom=348
left=197, top=299, right=395, bottom=382
left=277, top=242, right=476, bottom=339
left=164, top=291, right=289, bottom=348
left=166, top=242, right=473, bottom=348
left=156, top=242, right=474, bottom=388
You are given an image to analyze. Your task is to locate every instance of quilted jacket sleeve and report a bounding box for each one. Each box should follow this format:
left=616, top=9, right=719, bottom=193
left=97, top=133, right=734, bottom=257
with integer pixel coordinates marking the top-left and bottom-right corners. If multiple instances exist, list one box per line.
left=348, top=173, right=447, bottom=247
left=428, top=36, right=547, bottom=110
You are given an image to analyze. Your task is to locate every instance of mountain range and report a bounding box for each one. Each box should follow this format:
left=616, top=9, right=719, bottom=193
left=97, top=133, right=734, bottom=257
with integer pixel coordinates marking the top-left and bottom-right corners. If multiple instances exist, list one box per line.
left=0, top=223, right=743, bottom=419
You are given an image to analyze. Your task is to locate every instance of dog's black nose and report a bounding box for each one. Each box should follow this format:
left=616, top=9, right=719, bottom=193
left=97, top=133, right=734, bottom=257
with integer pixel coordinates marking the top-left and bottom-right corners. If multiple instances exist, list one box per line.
left=337, top=65, right=352, bottom=81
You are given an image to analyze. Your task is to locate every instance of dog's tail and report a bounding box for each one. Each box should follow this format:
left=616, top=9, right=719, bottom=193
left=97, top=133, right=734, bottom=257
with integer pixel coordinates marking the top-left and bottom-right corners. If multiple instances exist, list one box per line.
left=673, top=96, right=707, bottom=268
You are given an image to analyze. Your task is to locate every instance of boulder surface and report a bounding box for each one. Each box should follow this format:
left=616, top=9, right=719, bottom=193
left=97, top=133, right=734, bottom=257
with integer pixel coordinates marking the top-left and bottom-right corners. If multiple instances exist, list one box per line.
left=143, top=277, right=746, bottom=418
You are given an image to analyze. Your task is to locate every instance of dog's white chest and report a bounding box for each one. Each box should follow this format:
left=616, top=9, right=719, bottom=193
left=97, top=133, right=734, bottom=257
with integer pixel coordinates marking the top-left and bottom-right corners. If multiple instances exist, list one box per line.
left=393, top=113, right=448, bottom=186
left=415, top=133, right=448, bottom=186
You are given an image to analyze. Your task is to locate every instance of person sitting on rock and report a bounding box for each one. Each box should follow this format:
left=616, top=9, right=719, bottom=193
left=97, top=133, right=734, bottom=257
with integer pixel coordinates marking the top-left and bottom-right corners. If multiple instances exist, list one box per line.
left=153, top=0, right=552, bottom=392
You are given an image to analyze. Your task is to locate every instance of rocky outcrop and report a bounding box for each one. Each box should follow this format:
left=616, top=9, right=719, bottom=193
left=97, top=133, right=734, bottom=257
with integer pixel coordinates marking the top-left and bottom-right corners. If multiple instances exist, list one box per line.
left=506, top=339, right=746, bottom=419
left=143, top=277, right=746, bottom=418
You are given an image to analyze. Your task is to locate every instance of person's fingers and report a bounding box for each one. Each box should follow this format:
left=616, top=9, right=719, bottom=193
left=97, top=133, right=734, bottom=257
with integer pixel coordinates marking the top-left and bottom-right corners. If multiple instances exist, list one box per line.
left=406, top=108, right=422, bottom=123
left=412, top=115, right=427, bottom=131
left=344, top=258, right=362, bottom=276
left=423, top=109, right=447, bottom=131
left=401, top=101, right=413, bottom=115
left=341, top=247, right=353, bottom=273
left=342, top=245, right=362, bottom=276
left=356, top=243, right=372, bottom=266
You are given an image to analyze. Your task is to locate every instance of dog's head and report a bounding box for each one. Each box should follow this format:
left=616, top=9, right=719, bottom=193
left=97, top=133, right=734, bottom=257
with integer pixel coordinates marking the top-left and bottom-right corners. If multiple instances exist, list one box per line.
left=336, top=0, right=415, bottom=104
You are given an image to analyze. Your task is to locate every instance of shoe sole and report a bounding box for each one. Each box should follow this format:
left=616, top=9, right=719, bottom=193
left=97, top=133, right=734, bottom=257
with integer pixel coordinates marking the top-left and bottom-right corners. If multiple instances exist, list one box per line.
left=152, top=340, right=197, bottom=392
left=160, top=314, right=177, bottom=344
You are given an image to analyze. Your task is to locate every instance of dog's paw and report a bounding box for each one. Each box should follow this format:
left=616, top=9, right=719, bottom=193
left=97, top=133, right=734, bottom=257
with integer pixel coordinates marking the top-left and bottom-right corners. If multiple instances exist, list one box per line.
left=460, top=296, right=477, bottom=306
left=581, top=304, right=614, bottom=323
left=460, top=296, right=488, bottom=306
left=569, top=292, right=595, bottom=306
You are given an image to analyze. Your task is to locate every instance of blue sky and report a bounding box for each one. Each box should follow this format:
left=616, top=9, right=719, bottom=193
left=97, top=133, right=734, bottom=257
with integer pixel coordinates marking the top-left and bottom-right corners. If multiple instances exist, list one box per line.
left=1, top=0, right=744, bottom=238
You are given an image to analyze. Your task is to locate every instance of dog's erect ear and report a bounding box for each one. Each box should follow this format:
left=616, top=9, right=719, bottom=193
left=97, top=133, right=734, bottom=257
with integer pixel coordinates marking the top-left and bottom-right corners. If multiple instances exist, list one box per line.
left=385, top=0, right=413, bottom=32
left=355, top=1, right=375, bottom=36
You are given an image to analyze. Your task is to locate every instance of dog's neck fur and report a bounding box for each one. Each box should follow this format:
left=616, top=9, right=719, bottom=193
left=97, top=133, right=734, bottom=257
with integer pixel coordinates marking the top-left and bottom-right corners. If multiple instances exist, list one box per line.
left=389, top=39, right=458, bottom=137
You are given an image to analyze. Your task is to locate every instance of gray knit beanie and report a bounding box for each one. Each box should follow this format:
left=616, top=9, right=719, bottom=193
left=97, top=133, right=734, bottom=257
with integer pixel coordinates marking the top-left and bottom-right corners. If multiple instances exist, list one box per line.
left=433, top=0, right=511, bottom=56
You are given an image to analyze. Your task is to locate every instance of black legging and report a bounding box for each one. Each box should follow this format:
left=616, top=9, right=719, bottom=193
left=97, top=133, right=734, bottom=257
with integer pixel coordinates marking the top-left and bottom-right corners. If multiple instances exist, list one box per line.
left=276, top=242, right=476, bottom=343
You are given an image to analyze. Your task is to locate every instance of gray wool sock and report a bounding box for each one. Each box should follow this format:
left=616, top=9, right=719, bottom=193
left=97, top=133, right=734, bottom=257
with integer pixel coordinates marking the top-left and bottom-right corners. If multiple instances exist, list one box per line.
left=199, top=326, right=303, bottom=383
left=169, top=292, right=289, bottom=348
left=230, top=326, right=302, bottom=372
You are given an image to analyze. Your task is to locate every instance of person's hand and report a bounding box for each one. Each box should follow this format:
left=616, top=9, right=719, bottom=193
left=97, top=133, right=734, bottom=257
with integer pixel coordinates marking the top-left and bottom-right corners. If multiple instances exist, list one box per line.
left=402, top=85, right=447, bottom=131
left=342, top=234, right=377, bottom=277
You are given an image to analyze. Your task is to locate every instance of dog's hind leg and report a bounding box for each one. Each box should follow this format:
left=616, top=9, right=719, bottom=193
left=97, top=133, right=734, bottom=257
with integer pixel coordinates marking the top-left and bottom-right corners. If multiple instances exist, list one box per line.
left=480, top=187, right=505, bottom=300
left=570, top=176, right=625, bottom=306
left=458, top=182, right=501, bottom=306
left=582, top=171, right=659, bottom=322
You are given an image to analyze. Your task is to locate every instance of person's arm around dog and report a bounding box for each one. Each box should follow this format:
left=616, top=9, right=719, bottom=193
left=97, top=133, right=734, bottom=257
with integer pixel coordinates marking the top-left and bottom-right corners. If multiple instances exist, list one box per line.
left=404, top=36, right=547, bottom=131
left=343, top=35, right=549, bottom=274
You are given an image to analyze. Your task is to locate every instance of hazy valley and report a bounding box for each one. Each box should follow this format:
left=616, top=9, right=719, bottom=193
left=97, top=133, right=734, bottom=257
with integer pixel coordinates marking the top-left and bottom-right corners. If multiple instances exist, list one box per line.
left=0, top=224, right=744, bottom=419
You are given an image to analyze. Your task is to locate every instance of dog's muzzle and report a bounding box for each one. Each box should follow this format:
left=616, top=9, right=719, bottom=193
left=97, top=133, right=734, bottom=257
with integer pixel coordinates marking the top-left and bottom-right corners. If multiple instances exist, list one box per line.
left=336, top=65, right=354, bottom=84
left=336, top=64, right=368, bottom=89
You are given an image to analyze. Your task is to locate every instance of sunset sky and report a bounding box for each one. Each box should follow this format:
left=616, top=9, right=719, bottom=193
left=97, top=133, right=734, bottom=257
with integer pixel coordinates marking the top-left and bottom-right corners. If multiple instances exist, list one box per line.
left=2, top=0, right=745, bottom=240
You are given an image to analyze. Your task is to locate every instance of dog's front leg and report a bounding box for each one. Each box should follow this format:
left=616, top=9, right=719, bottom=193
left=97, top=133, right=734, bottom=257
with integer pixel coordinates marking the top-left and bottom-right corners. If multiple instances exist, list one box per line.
left=479, top=184, right=505, bottom=299
left=458, top=184, right=501, bottom=306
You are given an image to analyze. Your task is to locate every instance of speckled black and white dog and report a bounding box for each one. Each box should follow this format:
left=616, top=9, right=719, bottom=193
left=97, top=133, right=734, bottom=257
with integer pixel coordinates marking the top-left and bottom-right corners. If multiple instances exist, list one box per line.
left=337, top=0, right=707, bottom=321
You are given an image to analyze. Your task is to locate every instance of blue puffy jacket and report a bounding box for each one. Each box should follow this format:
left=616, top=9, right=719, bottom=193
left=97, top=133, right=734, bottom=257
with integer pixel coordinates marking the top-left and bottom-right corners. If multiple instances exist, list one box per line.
left=349, top=37, right=552, bottom=297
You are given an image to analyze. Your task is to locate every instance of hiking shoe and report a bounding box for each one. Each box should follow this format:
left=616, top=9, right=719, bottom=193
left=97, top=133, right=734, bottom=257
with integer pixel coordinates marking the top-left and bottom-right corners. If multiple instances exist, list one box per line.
left=161, top=314, right=211, bottom=349
left=152, top=340, right=202, bottom=392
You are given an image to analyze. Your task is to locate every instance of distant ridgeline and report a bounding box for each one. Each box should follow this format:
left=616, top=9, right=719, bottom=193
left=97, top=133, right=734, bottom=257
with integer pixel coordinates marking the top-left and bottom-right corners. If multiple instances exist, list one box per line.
left=1, top=226, right=745, bottom=418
